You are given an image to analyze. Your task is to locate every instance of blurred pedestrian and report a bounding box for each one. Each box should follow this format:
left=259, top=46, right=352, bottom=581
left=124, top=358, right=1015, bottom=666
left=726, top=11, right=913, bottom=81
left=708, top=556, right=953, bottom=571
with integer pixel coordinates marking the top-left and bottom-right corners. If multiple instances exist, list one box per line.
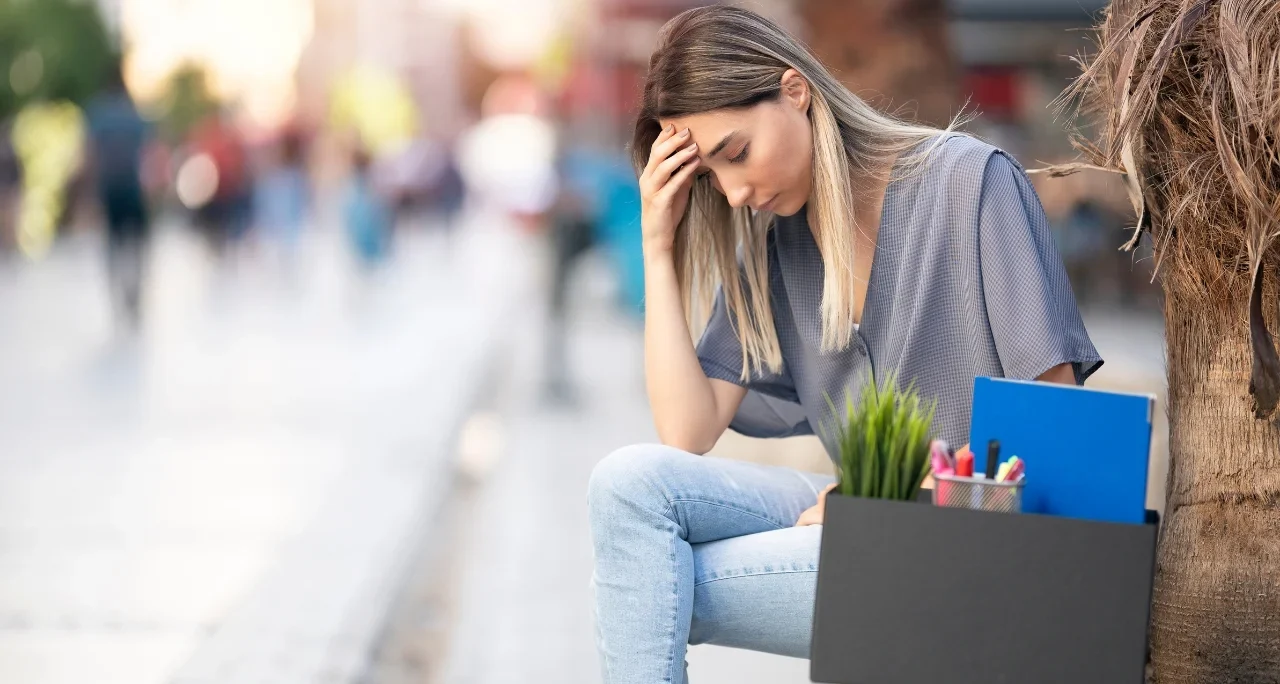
left=253, top=126, right=311, bottom=271
left=342, top=147, right=393, bottom=270
left=86, top=65, right=151, bottom=329
left=189, top=111, right=251, bottom=257
left=0, top=120, right=18, bottom=254
left=542, top=179, right=596, bottom=404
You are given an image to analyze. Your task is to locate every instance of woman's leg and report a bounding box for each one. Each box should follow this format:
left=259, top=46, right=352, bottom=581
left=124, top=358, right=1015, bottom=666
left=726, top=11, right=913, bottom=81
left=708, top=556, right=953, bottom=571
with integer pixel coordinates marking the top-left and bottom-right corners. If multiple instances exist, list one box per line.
left=587, top=444, right=834, bottom=684
left=688, top=524, right=824, bottom=658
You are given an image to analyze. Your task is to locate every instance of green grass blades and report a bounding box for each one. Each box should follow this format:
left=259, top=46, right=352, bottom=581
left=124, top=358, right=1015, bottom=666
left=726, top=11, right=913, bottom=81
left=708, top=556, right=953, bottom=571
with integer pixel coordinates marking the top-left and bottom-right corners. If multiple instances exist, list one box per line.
left=828, top=373, right=937, bottom=501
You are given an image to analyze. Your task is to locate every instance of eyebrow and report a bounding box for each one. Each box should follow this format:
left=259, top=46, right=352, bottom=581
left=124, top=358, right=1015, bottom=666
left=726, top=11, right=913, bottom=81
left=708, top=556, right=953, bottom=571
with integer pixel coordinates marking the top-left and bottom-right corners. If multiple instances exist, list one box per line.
left=706, top=130, right=739, bottom=158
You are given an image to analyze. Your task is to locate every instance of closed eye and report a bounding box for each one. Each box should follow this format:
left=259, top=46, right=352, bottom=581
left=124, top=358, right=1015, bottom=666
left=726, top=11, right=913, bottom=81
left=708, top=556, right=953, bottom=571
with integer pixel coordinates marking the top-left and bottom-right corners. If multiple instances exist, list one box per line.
left=728, top=143, right=749, bottom=164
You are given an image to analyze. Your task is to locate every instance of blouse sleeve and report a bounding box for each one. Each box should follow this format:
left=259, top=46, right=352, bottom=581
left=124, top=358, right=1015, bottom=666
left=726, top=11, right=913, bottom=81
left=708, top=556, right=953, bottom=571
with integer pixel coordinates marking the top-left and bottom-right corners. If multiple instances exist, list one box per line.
left=978, top=152, right=1104, bottom=384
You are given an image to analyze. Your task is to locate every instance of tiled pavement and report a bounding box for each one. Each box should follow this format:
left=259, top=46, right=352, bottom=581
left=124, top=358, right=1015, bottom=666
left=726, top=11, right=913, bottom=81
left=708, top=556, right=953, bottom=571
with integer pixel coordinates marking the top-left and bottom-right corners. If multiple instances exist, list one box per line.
left=0, top=213, right=532, bottom=684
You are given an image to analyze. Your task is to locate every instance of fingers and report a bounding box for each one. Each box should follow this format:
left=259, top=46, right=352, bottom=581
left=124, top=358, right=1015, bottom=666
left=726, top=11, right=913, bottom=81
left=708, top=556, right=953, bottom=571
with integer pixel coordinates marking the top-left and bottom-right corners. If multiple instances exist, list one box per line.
left=651, top=124, right=691, bottom=162
left=651, top=143, right=699, bottom=190
left=653, top=122, right=677, bottom=148
left=645, top=125, right=693, bottom=178
left=663, top=151, right=700, bottom=192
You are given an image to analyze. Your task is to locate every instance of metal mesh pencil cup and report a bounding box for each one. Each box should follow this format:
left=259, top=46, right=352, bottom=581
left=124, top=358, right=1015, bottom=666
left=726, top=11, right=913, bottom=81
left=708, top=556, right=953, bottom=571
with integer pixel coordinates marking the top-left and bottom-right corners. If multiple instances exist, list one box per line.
left=932, top=473, right=1024, bottom=513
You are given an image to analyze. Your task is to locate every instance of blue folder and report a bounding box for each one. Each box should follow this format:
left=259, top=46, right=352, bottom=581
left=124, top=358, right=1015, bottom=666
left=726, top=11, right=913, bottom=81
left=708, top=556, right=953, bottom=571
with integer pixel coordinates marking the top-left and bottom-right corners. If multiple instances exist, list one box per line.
left=968, top=377, right=1154, bottom=524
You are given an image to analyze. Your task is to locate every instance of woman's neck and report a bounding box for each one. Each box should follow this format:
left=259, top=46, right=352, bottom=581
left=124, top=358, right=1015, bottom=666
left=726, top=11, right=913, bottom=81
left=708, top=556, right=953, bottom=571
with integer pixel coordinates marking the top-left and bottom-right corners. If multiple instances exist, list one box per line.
left=855, top=169, right=891, bottom=236
left=848, top=157, right=896, bottom=325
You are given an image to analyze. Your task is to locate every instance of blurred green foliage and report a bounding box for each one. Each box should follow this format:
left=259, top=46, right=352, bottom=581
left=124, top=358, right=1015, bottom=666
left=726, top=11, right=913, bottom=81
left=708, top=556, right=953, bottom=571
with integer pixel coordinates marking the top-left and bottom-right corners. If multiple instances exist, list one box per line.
left=0, top=0, right=116, bottom=119
left=154, top=63, right=218, bottom=143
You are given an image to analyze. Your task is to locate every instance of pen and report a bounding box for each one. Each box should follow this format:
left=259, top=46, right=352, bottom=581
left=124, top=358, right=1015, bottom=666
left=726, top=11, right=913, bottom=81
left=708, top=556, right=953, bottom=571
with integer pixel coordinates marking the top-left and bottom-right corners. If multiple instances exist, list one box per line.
left=985, top=440, right=1001, bottom=480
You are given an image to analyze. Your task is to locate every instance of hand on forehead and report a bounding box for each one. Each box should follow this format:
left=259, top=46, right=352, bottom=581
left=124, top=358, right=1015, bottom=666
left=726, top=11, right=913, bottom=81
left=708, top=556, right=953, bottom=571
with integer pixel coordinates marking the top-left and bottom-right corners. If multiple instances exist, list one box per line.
left=659, top=109, right=753, bottom=168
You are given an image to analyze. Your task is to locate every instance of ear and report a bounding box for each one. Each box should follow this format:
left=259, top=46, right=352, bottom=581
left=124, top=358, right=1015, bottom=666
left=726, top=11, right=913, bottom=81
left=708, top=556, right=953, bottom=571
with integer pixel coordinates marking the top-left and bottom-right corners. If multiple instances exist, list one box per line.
left=779, top=68, right=810, bottom=113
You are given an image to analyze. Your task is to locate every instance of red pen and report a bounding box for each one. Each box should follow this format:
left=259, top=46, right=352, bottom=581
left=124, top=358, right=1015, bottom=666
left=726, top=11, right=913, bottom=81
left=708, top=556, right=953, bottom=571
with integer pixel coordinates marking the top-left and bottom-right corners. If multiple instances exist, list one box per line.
left=955, top=449, right=974, bottom=477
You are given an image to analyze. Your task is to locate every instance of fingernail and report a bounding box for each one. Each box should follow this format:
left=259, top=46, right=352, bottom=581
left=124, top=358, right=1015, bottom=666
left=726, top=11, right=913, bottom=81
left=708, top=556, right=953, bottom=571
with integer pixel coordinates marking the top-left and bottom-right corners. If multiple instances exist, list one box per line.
left=680, top=128, right=689, bottom=137
left=667, top=124, right=675, bottom=133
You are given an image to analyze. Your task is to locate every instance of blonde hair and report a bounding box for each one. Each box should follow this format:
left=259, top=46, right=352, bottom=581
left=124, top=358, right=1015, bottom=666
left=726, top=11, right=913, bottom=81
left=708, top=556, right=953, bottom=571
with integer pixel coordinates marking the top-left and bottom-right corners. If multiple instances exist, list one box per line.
left=631, top=5, right=963, bottom=380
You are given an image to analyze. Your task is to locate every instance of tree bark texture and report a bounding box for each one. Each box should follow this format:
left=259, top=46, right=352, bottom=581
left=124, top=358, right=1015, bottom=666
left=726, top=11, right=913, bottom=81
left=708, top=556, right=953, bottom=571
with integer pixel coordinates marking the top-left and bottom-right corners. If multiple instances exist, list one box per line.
left=1155, top=258, right=1280, bottom=683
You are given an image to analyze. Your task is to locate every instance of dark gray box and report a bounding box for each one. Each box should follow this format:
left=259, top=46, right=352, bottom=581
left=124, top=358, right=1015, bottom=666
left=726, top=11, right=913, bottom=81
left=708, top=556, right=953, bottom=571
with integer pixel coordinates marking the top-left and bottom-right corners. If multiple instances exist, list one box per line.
left=811, top=494, right=1157, bottom=684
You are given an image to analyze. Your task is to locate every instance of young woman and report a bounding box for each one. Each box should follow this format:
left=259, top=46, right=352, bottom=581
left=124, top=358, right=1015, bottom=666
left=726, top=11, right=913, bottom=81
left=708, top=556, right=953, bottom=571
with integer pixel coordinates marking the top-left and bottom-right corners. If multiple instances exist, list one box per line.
left=587, top=7, right=1101, bottom=683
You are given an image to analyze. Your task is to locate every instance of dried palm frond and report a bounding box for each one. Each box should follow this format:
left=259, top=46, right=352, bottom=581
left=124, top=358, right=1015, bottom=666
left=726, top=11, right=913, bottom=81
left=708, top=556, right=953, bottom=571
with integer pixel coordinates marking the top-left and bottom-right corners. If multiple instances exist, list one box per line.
left=1050, top=0, right=1280, bottom=418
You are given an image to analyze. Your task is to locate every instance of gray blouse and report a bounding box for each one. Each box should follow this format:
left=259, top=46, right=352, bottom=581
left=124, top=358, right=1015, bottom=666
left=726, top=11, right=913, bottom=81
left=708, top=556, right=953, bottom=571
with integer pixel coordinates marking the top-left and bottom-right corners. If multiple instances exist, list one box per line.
left=695, top=134, right=1103, bottom=457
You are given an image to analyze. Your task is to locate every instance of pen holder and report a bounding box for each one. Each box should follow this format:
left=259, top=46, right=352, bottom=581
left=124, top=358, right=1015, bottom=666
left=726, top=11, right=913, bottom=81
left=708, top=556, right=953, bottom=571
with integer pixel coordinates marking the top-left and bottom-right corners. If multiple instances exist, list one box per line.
left=932, top=473, right=1023, bottom=513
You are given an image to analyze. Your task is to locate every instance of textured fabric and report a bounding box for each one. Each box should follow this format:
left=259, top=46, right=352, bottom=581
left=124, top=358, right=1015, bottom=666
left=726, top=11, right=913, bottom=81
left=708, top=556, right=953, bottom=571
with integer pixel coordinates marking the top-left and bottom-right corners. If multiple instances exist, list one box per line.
left=696, top=134, right=1103, bottom=456
left=587, top=444, right=835, bottom=684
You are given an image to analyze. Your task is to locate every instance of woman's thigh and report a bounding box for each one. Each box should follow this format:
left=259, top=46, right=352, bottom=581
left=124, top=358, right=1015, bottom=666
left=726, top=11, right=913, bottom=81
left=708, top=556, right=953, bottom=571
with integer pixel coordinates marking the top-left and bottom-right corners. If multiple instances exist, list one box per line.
left=688, top=524, right=823, bottom=659
left=588, top=444, right=834, bottom=543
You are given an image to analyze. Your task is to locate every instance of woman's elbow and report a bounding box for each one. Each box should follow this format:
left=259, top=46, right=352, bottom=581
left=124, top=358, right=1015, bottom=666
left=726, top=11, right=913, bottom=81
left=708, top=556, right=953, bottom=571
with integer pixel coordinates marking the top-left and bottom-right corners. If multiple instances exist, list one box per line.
left=655, top=425, right=719, bottom=455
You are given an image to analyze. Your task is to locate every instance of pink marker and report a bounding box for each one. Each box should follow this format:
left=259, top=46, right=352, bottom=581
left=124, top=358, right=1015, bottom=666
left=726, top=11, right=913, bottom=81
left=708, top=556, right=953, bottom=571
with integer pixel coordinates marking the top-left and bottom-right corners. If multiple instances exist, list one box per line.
left=1003, top=457, right=1025, bottom=482
left=930, top=441, right=954, bottom=476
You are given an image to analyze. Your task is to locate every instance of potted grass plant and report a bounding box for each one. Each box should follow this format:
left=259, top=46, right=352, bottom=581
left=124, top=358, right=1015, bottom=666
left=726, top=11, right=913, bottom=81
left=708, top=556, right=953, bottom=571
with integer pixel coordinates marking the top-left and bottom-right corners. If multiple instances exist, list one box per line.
left=825, top=373, right=936, bottom=502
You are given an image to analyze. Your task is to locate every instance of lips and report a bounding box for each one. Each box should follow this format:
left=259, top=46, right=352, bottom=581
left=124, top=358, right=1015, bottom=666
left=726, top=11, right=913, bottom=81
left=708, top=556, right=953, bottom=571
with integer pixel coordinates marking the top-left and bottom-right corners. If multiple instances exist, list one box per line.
left=757, top=194, right=779, bottom=212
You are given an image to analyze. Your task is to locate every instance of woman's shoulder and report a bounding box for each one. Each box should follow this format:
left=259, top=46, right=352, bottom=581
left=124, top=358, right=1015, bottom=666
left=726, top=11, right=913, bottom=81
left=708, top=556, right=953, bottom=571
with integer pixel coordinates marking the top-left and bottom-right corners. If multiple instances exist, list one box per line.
left=917, top=133, right=1013, bottom=175
left=908, top=134, right=1032, bottom=199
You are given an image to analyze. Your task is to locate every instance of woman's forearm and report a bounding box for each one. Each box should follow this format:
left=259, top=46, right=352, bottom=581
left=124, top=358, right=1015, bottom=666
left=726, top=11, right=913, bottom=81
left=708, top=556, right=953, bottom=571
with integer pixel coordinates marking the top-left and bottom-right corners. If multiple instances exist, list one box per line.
left=642, top=251, right=742, bottom=453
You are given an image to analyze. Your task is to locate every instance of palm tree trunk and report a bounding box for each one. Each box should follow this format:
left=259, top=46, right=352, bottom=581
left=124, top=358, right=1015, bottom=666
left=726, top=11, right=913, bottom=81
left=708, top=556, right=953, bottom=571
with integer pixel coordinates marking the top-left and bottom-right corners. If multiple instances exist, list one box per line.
left=1154, top=263, right=1280, bottom=682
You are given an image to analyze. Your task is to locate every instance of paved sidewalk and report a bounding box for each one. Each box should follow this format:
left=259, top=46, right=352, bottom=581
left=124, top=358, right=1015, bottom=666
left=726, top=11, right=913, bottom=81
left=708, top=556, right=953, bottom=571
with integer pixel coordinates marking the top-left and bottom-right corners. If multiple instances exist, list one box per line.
left=0, top=212, right=532, bottom=684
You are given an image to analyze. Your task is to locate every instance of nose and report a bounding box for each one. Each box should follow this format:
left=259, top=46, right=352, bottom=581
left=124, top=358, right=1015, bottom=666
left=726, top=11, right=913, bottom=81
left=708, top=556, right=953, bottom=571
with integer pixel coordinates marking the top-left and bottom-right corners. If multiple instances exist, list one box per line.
left=723, top=183, right=753, bottom=210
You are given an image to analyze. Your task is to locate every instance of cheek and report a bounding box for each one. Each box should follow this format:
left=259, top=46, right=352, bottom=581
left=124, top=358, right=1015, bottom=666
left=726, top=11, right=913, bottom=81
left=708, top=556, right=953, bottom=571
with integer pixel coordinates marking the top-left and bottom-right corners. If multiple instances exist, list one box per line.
left=777, top=120, right=812, bottom=187
left=784, top=134, right=812, bottom=183
left=752, top=142, right=806, bottom=191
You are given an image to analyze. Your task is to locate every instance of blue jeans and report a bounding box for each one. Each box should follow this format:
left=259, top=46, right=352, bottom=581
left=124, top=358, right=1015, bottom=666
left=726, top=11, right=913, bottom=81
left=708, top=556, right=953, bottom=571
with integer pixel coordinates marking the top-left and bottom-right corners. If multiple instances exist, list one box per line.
left=587, top=444, right=836, bottom=684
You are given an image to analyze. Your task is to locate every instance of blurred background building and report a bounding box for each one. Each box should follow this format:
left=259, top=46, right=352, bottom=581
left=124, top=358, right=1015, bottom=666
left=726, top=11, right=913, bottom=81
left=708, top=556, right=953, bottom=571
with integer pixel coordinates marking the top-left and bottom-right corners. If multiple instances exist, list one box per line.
left=0, top=1, right=1163, bottom=683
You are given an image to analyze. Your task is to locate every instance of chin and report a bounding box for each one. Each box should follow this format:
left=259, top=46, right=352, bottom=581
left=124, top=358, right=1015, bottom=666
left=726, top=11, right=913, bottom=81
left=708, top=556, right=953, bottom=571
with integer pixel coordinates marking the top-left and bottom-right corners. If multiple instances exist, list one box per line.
left=771, top=196, right=802, bottom=217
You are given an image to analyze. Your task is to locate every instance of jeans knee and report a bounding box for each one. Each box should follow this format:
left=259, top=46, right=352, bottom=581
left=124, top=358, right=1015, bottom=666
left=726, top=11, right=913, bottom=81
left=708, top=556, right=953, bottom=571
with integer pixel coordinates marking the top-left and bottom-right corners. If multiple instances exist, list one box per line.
left=587, top=443, right=687, bottom=521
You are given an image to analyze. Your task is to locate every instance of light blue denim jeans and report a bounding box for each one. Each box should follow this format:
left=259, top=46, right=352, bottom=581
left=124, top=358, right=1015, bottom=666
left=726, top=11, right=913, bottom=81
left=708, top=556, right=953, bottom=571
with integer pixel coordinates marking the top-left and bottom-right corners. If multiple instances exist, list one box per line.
left=587, top=444, right=836, bottom=684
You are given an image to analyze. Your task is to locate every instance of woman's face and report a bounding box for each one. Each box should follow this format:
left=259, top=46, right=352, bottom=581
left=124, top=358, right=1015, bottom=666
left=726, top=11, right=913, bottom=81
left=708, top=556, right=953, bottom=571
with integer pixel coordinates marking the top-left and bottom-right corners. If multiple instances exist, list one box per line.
left=659, top=69, right=813, bottom=217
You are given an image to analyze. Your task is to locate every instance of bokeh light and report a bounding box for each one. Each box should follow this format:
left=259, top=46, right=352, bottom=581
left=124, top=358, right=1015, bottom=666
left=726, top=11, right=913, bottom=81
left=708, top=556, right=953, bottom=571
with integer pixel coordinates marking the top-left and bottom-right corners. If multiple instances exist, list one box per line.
left=9, top=50, right=44, bottom=97
left=327, top=65, right=419, bottom=155
left=121, top=0, right=314, bottom=128
left=175, top=153, right=219, bottom=209
left=10, top=101, right=85, bottom=260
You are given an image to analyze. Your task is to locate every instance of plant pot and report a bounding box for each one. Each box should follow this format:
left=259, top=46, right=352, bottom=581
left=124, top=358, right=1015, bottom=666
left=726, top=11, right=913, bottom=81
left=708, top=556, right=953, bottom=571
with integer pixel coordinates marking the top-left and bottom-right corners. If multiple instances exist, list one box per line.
left=810, top=493, right=1157, bottom=684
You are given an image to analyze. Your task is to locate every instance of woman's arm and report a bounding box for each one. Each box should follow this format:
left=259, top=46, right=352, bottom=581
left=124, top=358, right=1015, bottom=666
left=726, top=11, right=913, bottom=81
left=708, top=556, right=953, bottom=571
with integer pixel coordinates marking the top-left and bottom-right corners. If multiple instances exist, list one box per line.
left=638, top=124, right=746, bottom=454
left=644, top=252, right=746, bottom=454
left=1037, top=362, right=1077, bottom=385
